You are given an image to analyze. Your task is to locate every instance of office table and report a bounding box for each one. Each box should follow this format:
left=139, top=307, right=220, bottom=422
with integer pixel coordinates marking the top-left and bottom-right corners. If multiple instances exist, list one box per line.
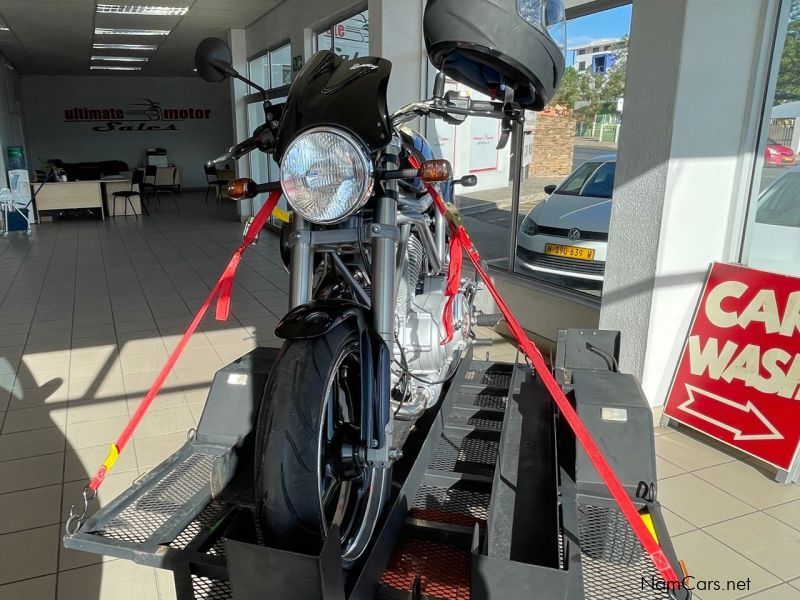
left=34, top=178, right=145, bottom=221
left=35, top=181, right=105, bottom=221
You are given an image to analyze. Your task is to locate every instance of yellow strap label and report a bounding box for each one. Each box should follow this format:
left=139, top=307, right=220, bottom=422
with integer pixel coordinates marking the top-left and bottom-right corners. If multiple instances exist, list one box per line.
left=273, top=207, right=291, bottom=223
left=102, top=444, right=120, bottom=472
left=641, top=513, right=659, bottom=544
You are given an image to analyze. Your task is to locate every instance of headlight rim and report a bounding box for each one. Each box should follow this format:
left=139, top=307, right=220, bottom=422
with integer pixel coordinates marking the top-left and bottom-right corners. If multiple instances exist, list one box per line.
left=280, top=126, right=375, bottom=225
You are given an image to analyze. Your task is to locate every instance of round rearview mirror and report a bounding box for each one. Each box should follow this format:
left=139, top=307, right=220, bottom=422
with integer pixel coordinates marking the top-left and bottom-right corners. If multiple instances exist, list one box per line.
left=194, top=37, right=234, bottom=83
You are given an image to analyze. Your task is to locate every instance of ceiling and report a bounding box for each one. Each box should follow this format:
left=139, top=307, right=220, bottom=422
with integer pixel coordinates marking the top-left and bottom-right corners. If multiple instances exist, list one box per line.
left=0, top=0, right=283, bottom=76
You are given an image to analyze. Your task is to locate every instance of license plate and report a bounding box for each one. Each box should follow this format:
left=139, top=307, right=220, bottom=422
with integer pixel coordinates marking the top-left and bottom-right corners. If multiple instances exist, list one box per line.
left=545, top=243, right=595, bottom=261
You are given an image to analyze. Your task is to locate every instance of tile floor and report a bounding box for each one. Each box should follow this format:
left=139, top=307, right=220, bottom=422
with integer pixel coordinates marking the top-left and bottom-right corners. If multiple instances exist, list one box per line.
left=0, top=193, right=798, bottom=599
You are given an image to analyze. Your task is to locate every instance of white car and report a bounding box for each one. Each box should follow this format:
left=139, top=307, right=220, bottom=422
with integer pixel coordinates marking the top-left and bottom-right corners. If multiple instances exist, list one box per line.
left=748, top=164, right=800, bottom=276
left=516, top=155, right=616, bottom=284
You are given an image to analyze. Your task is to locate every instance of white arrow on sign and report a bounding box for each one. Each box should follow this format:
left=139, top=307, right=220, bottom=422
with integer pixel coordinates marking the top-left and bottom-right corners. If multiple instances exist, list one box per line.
left=677, top=384, right=784, bottom=442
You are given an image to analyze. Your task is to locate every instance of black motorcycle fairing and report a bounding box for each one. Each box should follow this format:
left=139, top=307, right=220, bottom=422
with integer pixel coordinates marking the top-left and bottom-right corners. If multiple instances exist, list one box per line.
left=274, top=51, right=392, bottom=162
left=275, top=299, right=390, bottom=450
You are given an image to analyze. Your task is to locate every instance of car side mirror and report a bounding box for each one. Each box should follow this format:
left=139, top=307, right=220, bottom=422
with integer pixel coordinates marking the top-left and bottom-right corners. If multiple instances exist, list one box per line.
left=194, top=37, right=236, bottom=83
left=544, top=184, right=557, bottom=195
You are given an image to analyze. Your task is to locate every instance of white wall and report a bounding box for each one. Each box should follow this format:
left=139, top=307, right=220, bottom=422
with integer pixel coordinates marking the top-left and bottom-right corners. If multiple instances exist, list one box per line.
left=600, top=0, right=779, bottom=409
left=22, top=75, right=233, bottom=188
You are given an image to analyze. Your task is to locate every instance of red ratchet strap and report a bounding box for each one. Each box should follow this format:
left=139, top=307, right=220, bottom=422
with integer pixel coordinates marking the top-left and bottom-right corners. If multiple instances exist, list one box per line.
left=86, top=191, right=282, bottom=493
left=421, top=177, right=680, bottom=586
left=441, top=235, right=463, bottom=344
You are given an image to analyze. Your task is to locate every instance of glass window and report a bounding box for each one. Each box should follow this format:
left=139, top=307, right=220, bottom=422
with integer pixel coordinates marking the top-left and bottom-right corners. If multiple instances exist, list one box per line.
left=316, top=9, right=369, bottom=59
left=423, top=6, right=631, bottom=299
left=511, top=5, right=631, bottom=298
left=248, top=42, right=291, bottom=91
left=270, top=44, right=292, bottom=88
left=744, top=0, right=800, bottom=277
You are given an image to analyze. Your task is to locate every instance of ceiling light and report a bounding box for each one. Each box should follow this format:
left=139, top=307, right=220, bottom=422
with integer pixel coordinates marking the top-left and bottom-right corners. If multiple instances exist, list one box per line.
left=93, top=43, right=158, bottom=51
left=96, top=4, right=189, bottom=16
left=92, top=55, right=149, bottom=62
left=95, top=28, right=170, bottom=36
left=0, top=26, right=9, bottom=32
left=90, top=65, right=142, bottom=71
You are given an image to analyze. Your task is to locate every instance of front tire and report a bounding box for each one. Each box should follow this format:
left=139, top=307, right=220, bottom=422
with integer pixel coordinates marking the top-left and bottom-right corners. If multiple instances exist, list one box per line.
left=254, top=322, right=390, bottom=565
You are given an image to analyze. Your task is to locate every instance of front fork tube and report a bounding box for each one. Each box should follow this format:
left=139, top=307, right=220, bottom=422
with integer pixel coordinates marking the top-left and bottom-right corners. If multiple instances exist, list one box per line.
left=368, top=136, right=401, bottom=464
left=289, top=215, right=313, bottom=309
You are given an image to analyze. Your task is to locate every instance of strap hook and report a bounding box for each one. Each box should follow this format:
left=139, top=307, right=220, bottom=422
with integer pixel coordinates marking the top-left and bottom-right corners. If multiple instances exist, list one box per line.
left=65, top=485, right=97, bottom=536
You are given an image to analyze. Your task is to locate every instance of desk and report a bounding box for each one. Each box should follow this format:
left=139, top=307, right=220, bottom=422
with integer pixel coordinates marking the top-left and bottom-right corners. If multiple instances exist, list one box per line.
left=36, top=181, right=105, bottom=221
left=35, top=179, right=144, bottom=220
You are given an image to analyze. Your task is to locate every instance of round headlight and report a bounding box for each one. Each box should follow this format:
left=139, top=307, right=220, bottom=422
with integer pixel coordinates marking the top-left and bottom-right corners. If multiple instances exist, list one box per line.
left=280, top=127, right=373, bottom=225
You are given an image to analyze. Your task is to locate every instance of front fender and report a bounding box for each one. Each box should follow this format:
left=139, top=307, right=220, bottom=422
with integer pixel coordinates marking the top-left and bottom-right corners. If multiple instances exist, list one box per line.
left=274, top=299, right=390, bottom=450
left=275, top=299, right=368, bottom=340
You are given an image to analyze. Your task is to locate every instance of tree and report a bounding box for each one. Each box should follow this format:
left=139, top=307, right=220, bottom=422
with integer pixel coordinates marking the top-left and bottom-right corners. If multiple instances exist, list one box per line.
left=552, top=66, right=581, bottom=109
left=552, top=35, right=628, bottom=125
left=775, top=1, right=800, bottom=103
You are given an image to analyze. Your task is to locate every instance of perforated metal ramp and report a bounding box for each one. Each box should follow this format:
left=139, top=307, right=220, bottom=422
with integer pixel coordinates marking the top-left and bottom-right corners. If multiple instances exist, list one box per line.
left=378, top=360, right=515, bottom=600
left=64, top=347, right=685, bottom=600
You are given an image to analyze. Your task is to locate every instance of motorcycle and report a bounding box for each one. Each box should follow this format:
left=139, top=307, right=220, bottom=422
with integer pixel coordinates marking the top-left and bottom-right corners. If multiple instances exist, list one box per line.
left=193, top=0, right=564, bottom=569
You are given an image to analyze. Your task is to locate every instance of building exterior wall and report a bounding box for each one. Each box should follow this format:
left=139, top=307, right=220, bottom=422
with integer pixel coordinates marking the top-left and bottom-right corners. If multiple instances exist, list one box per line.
left=529, top=113, right=576, bottom=178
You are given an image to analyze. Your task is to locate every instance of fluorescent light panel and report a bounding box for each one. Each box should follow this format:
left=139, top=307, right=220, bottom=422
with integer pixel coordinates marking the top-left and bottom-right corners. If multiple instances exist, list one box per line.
left=96, top=4, right=189, bottom=16
left=95, top=27, right=170, bottom=36
left=92, top=55, right=149, bottom=62
left=0, top=26, right=9, bottom=31
left=90, top=65, right=142, bottom=71
left=93, top=43, right=157, bottom=50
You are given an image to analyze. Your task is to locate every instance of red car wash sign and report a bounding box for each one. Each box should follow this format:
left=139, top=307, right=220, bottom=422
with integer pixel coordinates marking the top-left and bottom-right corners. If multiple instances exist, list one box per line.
left=664, top=262, right=800, bottom=471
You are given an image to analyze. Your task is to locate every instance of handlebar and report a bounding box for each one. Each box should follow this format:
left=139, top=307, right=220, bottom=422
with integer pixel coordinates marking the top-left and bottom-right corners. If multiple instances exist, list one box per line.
left=206, top=124, right=275, bottom=166
left=390, top=96, right=518, bottom=127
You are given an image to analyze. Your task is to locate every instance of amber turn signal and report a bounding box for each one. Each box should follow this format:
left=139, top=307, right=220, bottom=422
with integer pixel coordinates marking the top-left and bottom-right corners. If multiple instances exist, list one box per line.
left=227, top=178, right=258, bottom=200
left=419, top=159, right=452, bottom=182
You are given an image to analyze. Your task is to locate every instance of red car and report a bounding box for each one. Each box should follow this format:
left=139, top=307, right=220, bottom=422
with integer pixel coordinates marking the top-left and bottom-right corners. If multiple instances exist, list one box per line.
left=765, top=138, right=796, bottom=166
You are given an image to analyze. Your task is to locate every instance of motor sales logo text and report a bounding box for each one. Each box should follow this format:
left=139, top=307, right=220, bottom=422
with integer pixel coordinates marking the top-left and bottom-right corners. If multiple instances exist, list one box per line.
left=64, top=98, right=211, bottom=132
left=689, top=281, right=800, bottom=400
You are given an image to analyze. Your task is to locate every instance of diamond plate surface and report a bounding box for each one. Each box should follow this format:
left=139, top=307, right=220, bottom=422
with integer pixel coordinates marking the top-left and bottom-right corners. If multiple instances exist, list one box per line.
left=191, top=574, right=232, bottom=600
left=98, top=453, right=215, bottom=544
left=579, top=504, right=672, bottom=600
left=380, top=538, right=470, bottom=600
left=430, top=431, right=499, bottom=477
left=411, top=484, right=491, bottom=527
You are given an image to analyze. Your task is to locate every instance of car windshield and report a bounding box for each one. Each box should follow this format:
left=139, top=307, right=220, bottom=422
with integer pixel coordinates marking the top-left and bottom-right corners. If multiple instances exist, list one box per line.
left=757, top=172, right=800, bottom=228
left=557, top=160, right=616, bottom=199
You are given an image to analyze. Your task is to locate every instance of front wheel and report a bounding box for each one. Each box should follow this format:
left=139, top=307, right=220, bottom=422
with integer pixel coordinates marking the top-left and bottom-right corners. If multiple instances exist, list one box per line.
left=254, top=322, right=391, bottom=567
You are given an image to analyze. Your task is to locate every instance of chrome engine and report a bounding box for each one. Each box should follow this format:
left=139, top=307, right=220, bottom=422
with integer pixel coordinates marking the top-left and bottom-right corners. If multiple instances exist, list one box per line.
left=392, top=235, right=471, bottom=420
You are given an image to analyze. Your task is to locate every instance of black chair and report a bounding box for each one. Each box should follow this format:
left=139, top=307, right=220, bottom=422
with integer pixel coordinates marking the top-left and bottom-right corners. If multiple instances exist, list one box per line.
left=204, top=163, right=228, bottom=204
left=112, top=169, right=144, bottom=218
left=140, top=165, right=158, bottom=210
left=155, top=166, right=180, bottom=211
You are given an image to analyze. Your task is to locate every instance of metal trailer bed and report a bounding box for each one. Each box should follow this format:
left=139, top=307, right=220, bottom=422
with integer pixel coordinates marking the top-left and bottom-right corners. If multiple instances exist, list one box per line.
left=64, top=330, right=688, bottom=600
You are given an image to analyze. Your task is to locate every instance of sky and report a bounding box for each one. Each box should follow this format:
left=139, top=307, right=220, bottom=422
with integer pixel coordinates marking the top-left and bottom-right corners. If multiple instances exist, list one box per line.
left=566, top=4, right=633, bottom=66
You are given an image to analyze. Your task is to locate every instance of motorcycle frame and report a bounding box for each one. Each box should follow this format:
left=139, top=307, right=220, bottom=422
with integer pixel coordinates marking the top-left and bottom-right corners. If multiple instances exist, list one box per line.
left=279, top=90, right=525, bottom=460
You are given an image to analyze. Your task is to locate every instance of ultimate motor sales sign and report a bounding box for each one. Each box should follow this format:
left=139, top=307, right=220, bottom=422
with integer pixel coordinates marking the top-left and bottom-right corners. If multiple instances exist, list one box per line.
left=664, top=262, right=800, bottom=471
